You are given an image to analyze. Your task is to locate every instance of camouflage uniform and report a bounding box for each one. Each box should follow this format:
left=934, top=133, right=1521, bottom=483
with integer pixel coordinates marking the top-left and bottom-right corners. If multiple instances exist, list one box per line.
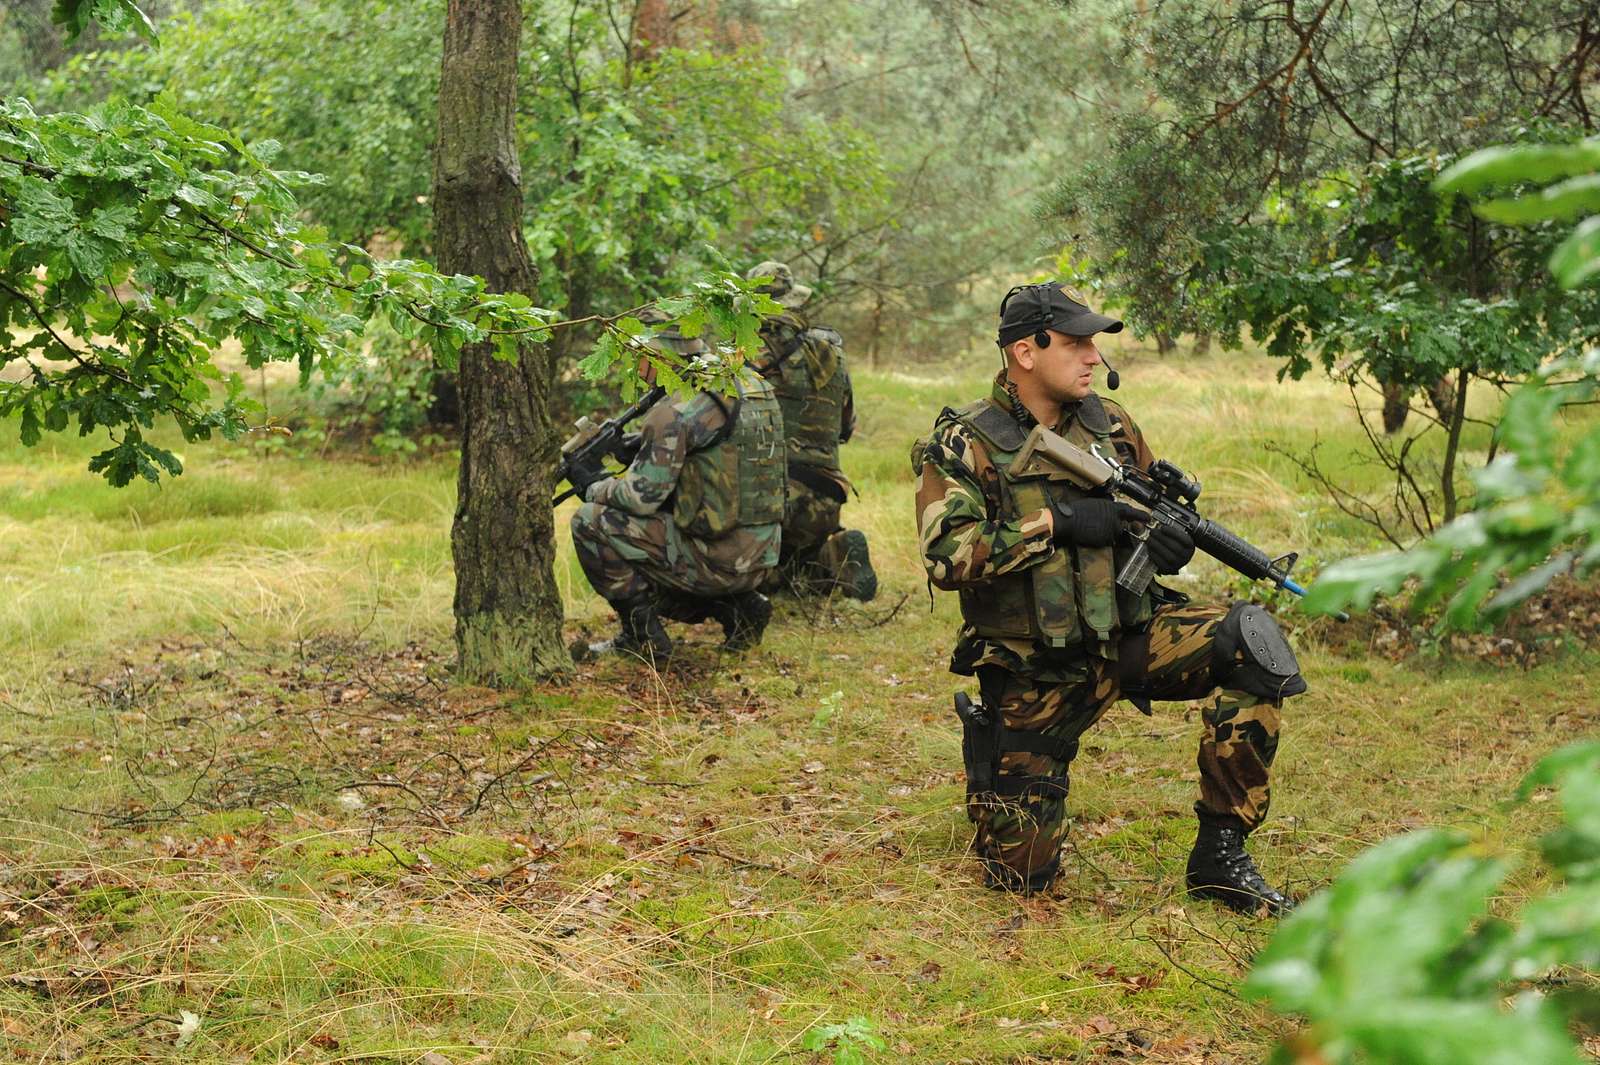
left=915, top=374, right=1298, bottom=889
left=573, top=365, right=784, bottom=607
left=746, top=262, right=875, bottom=599
left=752, top=310, right=875, bottom=594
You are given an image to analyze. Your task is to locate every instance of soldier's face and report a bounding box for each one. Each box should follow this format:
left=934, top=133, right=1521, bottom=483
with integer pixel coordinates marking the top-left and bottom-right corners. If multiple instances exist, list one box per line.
left=1037, top=330, right=1102, bottom=401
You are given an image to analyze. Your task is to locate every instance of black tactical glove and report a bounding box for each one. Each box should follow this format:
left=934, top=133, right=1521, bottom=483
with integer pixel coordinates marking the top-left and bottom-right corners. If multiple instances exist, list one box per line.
left=1147, top=521, right=1196, bottom=574
left=616, top=432, right=644, bottom=466
left=564, top=453, right=608, bottom=501
left=1047, top=497, right=1144, bottom=548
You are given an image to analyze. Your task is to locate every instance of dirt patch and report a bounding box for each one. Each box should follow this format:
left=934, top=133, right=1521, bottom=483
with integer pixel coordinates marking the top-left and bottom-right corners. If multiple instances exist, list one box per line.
left=52, top=630, right=780, bottom=834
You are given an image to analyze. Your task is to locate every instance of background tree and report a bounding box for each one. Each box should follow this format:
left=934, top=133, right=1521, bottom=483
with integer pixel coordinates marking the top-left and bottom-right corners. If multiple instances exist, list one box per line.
left=1042, top=0, right=1599, bottom=545
left=1191, top=147, right=1600, bottom=538
left=2, top=0, right=771, bottom=685
left=0, top=92, right=548, bottom=484
left=33, top=0, right=885, bottom=427
left=1306, top=137, right=1600, bottom=627
left=434, top=0, right=568, bottom=682
left=1051, top=0, right=1599, bottom=344
left=723, top=0, right=1137, bottom=361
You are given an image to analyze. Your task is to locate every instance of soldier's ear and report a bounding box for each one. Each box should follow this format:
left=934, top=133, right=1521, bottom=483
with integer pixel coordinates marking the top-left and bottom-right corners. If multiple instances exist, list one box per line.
left=1008, top=338, right=1036, bottom=373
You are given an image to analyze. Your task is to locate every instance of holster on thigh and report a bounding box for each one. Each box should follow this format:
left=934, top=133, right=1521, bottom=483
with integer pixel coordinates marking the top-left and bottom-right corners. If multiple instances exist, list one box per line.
left=956, top=669, right=1077, bottom=810
left=1118, top=629, right=1154, bottom=716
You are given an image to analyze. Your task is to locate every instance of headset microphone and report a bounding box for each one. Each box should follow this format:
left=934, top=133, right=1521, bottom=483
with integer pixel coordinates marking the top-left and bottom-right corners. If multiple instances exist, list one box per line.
left=1101, top=353, right=1120, bottom=391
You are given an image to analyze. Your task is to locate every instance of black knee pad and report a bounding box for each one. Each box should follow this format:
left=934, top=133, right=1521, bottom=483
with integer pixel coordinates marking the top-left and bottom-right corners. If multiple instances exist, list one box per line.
left=1213, top=603, right=1308, bottom=702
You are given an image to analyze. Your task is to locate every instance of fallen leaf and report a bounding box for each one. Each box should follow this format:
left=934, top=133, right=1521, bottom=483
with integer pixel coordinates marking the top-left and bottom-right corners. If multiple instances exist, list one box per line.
left=173, top=1010, right=201, bottom=1048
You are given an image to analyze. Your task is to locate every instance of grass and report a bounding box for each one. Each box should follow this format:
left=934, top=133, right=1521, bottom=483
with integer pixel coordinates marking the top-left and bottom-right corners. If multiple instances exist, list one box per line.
left=2, top=339, right=1597, bottom=1063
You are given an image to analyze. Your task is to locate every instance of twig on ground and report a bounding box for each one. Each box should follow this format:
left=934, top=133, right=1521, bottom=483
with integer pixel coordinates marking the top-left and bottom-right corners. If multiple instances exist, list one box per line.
left=682, top=845, right=781, bottom=872
left=337, top=780, right=450, bottom=828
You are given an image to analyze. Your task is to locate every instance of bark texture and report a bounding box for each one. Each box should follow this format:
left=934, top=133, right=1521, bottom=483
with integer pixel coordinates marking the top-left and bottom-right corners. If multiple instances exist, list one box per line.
left=435, top=0, right=571, bottom=683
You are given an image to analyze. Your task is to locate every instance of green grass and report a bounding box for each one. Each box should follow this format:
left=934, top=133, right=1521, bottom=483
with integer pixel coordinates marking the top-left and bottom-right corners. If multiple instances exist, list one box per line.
left=1, top=341, right=1597, bottom=1062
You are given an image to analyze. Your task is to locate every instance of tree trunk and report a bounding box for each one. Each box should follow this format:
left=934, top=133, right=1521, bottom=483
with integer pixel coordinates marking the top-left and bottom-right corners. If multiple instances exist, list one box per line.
left=435, top=0, right=571, bottom=683
left=1439, top=370, right=1471, bottom=524
left=1381, top=379, right=1410, bottom=433
left=632, top=0, right=675, bottom=61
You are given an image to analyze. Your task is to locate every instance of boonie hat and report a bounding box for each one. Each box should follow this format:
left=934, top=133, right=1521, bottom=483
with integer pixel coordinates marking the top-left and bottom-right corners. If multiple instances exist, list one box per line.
left=996, top=282, right=1123, bottom=347
left=745, top=260, right=813, bottom=309
left=636, top=304, right=709, bottom=356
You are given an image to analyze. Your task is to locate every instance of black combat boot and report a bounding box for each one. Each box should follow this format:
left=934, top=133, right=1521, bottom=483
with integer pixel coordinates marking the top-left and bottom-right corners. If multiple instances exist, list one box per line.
left=832, top=529, right=878, bottom=601
left=585, top=596, right=671, bottom=662
left=705, top=590, right=772, bottom=651
left=1185, top=809, right=1294, bottom=916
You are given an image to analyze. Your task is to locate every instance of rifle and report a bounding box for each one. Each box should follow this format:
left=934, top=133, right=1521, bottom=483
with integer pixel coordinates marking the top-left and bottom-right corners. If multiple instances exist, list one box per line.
left=1011, top=424, right=1347, bottom=620
left=551, top=386, right=667, bottom=506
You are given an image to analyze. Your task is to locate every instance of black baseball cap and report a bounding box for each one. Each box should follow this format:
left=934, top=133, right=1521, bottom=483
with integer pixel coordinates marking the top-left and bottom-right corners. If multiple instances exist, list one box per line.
left=996, top=282, right=1123, bottom=347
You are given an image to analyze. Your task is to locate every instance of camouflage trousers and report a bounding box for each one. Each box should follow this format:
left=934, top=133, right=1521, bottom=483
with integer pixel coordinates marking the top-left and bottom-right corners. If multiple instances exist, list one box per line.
left=571, top=501, right=778, bottom=603
left=764, top=475, right=861, bottom=593
left=970, top=601, right=1290, bottom=884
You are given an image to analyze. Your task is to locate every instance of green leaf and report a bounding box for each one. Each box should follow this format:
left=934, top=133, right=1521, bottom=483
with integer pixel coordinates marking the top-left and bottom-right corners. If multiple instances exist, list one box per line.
left=1508, top=883, right=1600, bottom=973
left=1514, top=742, right=1600, bottom=804
left=1483, top=553, right=1576, bottom=615
left=1475, top=175, right=1600, bottom=225
left=1344, top=997, right=1586, bottom=1065
left=1548, top=216, right=1600, bottom=289
left=578, top=332, right=623, bottom=381
left=1434, top=140, right=1600, bottom=196
left=18, top=406, right=41, bottom=447
left=1536, top=827, right=1600, bottom=884
left=85, top=203, right=139, bottom=242
left=1298, top=548, right=1427, bottom=614
left=1246, top=830, right=1480, bottom=1011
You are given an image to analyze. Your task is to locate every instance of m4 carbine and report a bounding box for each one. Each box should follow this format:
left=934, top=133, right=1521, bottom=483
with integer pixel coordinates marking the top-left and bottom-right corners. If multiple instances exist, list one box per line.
left=1011, top=424, right=1344, bottom=618
left=551, top=386, right=666, bottom=506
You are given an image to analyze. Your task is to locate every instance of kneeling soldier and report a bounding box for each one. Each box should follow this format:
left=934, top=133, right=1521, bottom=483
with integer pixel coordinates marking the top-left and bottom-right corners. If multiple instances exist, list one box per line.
left=914, top=282, right=1306, bottom=914
left=746, top=261, right=877, bottom=600
left=567, top=308, right=785, bottom=661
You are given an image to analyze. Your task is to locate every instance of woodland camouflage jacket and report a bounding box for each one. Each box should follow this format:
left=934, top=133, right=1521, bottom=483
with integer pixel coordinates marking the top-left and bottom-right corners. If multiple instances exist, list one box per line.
left=754, top=311, right=855, bottom=482
left=914, top=373, right=1156, bottom=681
left=588, top=365, right=785, bottom=543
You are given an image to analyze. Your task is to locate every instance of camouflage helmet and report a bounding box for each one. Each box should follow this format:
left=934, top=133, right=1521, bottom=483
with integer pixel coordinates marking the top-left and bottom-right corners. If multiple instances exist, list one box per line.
left=635, top=304, right=709, bottom=356
left=745, top=260, right=813, bottom=310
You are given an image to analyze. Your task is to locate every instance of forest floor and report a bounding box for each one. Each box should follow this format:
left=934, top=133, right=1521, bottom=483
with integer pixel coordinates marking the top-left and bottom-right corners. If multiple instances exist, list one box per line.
left=3, top=341, right=1598, bottom=1063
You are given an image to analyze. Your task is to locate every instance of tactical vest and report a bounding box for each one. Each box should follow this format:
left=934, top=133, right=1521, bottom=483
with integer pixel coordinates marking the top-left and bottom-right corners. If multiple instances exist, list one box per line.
left=949, top=395, right=1153, bottom=657
left=672, top=368, right=786, bottom=539
left=758, top=321, right=847, bottom=470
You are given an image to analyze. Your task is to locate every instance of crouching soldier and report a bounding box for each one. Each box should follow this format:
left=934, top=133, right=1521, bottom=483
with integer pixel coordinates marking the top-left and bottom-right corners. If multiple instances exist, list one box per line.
left=567, top=308, right=786, bottom=661
left=746, top=261, right=877, bottom=601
